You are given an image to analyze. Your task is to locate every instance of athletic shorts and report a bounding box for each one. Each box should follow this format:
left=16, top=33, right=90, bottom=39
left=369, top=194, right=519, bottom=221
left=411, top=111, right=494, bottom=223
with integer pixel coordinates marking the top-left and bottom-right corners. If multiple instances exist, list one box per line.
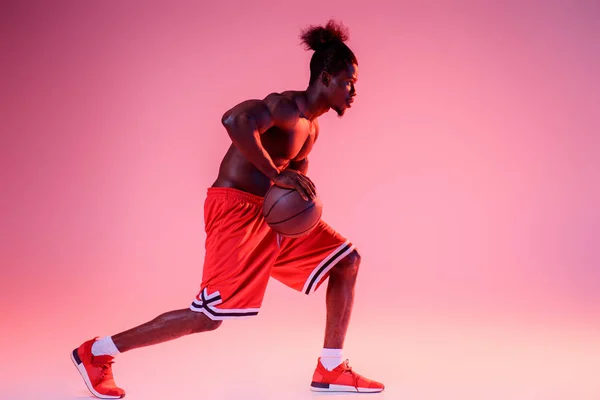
left=189, top=187, right=355, bottom=320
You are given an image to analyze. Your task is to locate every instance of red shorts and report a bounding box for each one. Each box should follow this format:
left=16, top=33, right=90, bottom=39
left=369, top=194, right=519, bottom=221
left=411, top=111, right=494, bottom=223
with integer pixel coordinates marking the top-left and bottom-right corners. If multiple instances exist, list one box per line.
left=190, top=187, right=355, bottom=320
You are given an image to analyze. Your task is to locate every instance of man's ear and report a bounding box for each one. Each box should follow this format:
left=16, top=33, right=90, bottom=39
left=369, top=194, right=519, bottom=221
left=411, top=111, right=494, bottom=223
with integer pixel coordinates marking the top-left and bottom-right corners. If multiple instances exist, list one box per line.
left=321, top=72, right=331, bottom=87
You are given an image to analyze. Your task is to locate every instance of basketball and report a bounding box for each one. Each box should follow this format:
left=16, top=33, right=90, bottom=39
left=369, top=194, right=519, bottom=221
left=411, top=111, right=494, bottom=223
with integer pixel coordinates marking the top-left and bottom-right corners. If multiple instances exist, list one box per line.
left=262, top=185, right=323, bottom=238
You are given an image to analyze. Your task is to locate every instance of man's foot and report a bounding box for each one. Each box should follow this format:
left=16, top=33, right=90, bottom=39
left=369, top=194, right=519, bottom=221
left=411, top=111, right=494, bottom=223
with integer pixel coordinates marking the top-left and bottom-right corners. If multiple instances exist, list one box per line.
left=310, top=358, right=385, bottom=393
left=71, top=338, right=126, bottom=399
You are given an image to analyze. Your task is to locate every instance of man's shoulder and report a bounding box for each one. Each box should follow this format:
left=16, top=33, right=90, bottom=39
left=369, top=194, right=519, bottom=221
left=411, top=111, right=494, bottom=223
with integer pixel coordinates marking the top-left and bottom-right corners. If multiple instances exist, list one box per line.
left=263, top=91, right=301, bottom=122
left=263, top=91, right=301, bottom=106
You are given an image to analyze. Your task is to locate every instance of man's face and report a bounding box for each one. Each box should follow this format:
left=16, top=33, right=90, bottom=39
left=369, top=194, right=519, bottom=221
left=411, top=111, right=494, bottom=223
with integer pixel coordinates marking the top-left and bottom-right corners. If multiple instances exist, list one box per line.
left=326, top=63, right=358, bottom=117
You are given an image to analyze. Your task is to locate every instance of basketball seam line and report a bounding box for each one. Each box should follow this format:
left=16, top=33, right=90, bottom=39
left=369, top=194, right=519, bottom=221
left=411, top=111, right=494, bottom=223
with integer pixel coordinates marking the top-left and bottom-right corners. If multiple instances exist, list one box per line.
left=263, top=188, right=295, bottom=219
left=283, top=218, right=321, bottom=236
left=267, top=202, right=317, bottom=225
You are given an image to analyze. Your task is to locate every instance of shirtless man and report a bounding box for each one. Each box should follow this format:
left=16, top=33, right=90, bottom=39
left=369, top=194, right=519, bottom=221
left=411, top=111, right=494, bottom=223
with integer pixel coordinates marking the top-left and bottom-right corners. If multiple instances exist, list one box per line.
left=71, top=20, right=384, bottom=398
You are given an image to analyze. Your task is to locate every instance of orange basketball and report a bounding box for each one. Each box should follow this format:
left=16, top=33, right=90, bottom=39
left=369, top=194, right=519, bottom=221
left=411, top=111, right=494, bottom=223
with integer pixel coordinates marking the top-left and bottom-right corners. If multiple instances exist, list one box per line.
left=262, top=185, right=323, bottom=238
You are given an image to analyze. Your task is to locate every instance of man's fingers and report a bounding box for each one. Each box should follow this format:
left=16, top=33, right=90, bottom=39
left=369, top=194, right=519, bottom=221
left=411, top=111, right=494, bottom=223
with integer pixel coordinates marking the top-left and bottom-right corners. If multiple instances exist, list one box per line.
left=278, top=172, right=315, bottom=200
left=304, top=176, right=317, bottom=198
left=307, top=180, right=317, bottom=198
left=296, top=184, right=309, bottom=200
left=274, top=181, right=293, bottom=189
left=300, top=176, right=316, bottom=199
left=301, top=181, right=317, bottom=201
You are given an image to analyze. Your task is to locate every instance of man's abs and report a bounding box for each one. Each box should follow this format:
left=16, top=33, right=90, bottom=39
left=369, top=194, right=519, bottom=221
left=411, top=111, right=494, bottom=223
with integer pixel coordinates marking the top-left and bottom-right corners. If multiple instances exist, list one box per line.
left=211, top=144, right=290, bottom=197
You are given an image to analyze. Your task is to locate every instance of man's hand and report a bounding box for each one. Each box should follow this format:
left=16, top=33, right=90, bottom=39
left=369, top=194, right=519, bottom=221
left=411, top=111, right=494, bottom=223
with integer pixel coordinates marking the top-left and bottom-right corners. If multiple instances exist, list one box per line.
left=273, top=170, right=316, bottom=201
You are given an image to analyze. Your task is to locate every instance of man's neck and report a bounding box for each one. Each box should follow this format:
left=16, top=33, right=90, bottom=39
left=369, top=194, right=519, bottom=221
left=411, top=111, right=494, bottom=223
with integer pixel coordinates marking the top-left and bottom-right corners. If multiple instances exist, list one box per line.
left=301, top=85, right=330, bottom=120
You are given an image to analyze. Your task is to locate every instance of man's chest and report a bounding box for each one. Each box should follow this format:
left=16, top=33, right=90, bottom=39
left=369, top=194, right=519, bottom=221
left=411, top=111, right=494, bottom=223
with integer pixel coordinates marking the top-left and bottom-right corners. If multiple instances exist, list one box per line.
left=262, top=118, right=319, bottom=160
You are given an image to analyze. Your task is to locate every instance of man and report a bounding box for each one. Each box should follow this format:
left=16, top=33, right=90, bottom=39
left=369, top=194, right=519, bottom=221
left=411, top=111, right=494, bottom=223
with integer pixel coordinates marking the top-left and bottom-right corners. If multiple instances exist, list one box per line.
left=71, top=20, right=384, bottom=398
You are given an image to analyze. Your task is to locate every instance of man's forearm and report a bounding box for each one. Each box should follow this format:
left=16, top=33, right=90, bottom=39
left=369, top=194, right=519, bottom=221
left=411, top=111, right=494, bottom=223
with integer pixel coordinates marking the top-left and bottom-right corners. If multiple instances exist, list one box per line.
left=224, top=116, right=280, bottom=180
left=288, top=158, right=309, bottom=175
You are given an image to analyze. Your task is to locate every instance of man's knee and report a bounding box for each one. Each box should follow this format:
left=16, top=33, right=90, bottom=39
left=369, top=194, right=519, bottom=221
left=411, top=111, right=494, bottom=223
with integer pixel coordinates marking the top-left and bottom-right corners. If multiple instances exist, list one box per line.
left=332, top=249, right=361, bottom=276
left=190, top=311, right=222, bottom=333
left=205, top=318, right=223, bottom=331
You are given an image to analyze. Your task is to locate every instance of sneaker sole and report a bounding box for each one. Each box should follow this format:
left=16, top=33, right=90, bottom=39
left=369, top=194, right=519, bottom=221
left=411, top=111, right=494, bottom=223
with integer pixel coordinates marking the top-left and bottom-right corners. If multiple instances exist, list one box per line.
left=71, top=349, right=125, bottom=399
left=310, top=382, right=384, bottom=393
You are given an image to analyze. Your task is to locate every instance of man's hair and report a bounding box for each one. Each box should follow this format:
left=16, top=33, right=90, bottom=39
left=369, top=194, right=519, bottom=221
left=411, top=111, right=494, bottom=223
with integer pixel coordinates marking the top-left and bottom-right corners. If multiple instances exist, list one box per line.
left=300, top=20, right=357, bottom=85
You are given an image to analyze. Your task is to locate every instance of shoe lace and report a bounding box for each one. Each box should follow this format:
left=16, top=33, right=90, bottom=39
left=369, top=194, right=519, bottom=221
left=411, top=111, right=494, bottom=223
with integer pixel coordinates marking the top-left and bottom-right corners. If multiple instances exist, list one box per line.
left=97, top=361, right=115, bottom=381
left=341, top=359, right=360, bottom=388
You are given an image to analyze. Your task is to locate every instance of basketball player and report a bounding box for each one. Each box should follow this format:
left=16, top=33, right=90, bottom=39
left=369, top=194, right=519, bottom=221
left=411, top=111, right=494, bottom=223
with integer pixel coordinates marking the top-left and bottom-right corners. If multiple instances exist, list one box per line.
left=71, top=20, right=384, bottom=398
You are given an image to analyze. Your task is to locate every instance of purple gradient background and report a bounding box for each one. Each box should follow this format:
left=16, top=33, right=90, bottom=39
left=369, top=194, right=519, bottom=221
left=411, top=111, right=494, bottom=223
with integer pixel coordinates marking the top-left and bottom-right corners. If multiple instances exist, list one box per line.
left=1, top=1, right=599, bottom=398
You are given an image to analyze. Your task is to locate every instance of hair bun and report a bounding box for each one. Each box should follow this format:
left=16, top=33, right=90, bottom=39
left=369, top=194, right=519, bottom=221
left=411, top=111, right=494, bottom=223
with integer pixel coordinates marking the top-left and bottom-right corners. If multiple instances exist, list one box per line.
left=300, top=20, right=350, bottom=52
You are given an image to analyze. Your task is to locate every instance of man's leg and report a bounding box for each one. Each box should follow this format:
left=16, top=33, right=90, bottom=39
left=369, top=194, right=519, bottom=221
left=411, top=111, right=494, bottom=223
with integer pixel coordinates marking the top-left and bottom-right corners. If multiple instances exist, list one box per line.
left=313, top=248, right=384, bottom=392
left=323, top=249, right=360, bottom=349
left=267, top=220, right=385, bottom=392
left=71, top=309, right=221, bottom=399
left=112, top=308, right=221, bottom=352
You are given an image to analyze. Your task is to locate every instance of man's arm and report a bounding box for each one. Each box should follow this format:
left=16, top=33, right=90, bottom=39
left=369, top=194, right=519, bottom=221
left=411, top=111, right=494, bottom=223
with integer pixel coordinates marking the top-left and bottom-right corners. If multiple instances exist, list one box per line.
left=221, top=93, right=299, bottom=180
left=221, top=94, right=315, bottom=199
left=288, top=158, right=309, bottom=175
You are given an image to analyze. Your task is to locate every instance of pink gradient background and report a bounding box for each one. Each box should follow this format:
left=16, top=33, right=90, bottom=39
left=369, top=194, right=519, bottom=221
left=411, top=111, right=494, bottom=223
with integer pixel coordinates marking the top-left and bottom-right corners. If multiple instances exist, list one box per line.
left=1, top=1, right=599, bottom=399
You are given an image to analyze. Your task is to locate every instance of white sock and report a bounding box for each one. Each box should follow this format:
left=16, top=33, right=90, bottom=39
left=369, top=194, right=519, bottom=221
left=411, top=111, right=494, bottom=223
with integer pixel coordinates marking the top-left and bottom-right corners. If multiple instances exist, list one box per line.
left=91, top=336, right=120, bottom=357
left=320, top=348, right=343, bottom=371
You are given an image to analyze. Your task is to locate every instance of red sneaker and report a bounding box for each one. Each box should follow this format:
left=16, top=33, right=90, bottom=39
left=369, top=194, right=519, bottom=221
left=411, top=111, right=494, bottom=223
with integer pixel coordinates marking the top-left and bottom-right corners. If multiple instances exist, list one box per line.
left=310, top=358, right=385, bottom=393
left=71, top=338, right=126, bottom=399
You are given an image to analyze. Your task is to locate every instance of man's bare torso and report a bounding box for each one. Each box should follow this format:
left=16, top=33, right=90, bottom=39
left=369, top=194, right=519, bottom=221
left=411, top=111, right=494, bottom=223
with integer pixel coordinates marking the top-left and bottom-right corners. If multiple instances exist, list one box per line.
left=213, top=91, right=319, bottom=197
